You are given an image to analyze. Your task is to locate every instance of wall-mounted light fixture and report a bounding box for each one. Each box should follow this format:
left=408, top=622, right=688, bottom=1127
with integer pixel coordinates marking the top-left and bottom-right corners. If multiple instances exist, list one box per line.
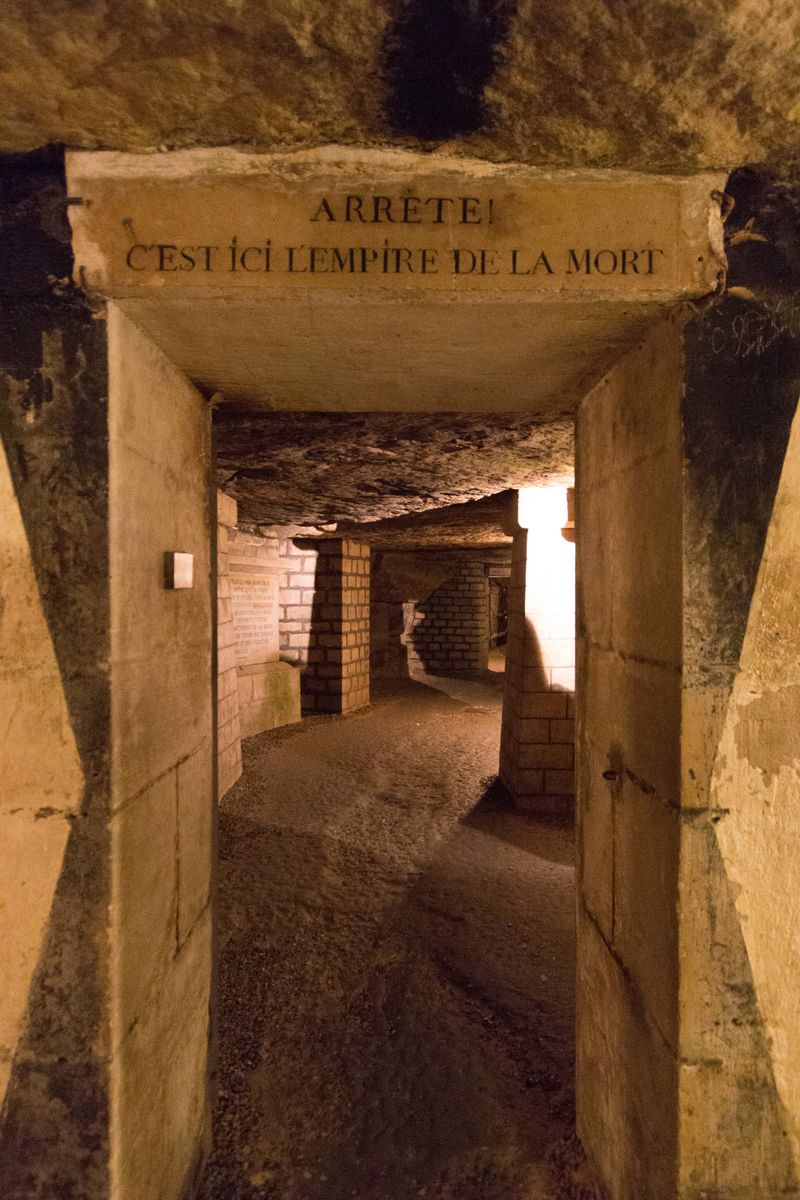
left=164, top=552, right=194, bottom=589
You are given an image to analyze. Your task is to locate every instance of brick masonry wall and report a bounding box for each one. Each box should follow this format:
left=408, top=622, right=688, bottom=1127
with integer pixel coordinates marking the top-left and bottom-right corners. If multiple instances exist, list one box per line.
left=217, top=492, right=242, bottom=799
left=500, top=527, right=576, bottom=813
left=408, top=561, right=489, bottom=675
left=227, top=534, right=369, bottom=714
left=277, top=537, right=320, bottom=668
left=302, top=539, right=371, bottom=714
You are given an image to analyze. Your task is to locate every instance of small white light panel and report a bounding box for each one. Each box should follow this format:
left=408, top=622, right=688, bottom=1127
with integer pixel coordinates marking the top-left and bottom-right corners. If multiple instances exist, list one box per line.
left=164, top=551, right=194, bottom=589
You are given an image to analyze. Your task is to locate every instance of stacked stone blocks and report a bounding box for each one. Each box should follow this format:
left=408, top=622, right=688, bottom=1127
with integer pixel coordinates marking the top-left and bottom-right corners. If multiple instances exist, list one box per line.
left=408, top=561, right=489, bottom=674
left=278, top=538, right=320, bottom=668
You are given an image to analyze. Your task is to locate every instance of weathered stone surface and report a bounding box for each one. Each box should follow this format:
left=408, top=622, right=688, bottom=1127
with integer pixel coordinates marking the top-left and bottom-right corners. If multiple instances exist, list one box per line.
left=2, top=2, right=800, bottom=170
left=0, top=147, right=112, bottom=1199
left=106, top=305, right=214, bottom=1200
left=66, top=150, right=724, bottom=426
left=113, top=908, right=212, bottom=1200
left=576, top=317, right=684, bottom=1199
left=67, top=149, right=720, bottom=298
left=676, top=215, right=800, bottom=1190
left=236, top=660, right=301, bottom=738
left=337, top=493, right=515, bottom=548
left=110, top=771, right=178, bottom=1042
left=0, top=435, right=83, bottom=1105
left=577, top=271, right=800, bottom=1197
left=217, top=412, right=573, bottom=528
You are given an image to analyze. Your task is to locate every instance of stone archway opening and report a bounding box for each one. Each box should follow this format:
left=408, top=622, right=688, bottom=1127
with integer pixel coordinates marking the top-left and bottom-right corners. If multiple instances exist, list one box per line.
left=65, top=146, right=725, bottom=1200
left=1, top=143, right=743, bottom=1200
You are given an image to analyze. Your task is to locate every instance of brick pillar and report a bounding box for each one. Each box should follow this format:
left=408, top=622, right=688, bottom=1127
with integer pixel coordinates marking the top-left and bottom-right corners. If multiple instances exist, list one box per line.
left=216, top=491, right=242, bottom=798
left=303, top=539, right=370, bottom=714
left=500, top=487, right=575, bottom=813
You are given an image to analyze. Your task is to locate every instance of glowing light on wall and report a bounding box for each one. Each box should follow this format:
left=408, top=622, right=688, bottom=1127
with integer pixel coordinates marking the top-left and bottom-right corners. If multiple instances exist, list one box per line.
left=518, top=486, right=575, bottom=692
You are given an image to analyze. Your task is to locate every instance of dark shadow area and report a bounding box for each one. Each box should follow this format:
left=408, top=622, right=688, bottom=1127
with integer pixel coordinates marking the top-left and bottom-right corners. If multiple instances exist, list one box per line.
left=682, top=166, right=800, bottom=682
left=294, top=538, right=341, bottom=715
left=382, top=0, right=514, bottom=140
left=463, top=777, right=574, bottom=866
left=369, top=549, right=509, bottom=690
left=0, top=145, right=112, bottom=1199
left=488, top=575, right=509, bottom=648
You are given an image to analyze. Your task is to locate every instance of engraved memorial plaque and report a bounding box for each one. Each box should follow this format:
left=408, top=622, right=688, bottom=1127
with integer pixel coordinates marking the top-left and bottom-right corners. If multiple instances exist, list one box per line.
left=229, top=557, right=281, bottom=666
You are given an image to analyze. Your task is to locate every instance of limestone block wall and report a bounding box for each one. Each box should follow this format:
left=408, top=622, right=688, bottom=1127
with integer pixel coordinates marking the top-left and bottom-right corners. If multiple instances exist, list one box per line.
left=576, top=322, right=684, bottom=1199
left=224, top=533, right=369, bottom=717
left=2, top=287, right=222, bottom=1198
left=500, top=490, right=576, bottom=813
left=0, top=437, right=85, bottom=1115
left=576, top=310, right=800, bottom=1200
left=107, top=308, right=214, bottom=1200
left=0, top=151, right=114, bottom=1197
left=407, top=561, right=489, bottom=674
left=341, top=540, right=371, bottom=711
left=217, top=492, right=242, bottom=798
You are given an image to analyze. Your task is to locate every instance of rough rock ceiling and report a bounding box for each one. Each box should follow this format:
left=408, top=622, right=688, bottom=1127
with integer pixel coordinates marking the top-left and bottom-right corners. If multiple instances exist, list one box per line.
left=216, top=411, right=573, bottom=531
left=338, top=493, right=514, bottom=549
left=2, top=1, right=800, bottom=170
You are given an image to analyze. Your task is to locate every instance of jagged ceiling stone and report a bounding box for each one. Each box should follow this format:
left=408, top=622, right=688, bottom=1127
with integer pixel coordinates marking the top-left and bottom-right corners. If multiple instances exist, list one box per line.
left=337, top=493, right=514, bottom=549
left=216, top=411, right=573, bottom=528
left=2, top=1, right=800, bottom=170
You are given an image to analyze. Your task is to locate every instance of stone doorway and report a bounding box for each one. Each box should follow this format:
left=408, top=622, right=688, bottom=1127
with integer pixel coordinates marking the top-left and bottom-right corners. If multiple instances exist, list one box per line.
left=11, top=145, right=798, bottom=1200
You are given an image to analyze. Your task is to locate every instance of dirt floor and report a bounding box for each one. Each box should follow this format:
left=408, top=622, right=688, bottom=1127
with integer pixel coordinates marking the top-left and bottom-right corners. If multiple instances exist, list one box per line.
left=200, top=665, right=583, bottom=1200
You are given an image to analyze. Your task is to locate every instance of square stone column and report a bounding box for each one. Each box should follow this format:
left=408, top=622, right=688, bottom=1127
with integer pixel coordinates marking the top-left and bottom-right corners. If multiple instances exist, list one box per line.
left=500, top=487, right=576, bottom=813
left=303, top=539, right=370, bottom=714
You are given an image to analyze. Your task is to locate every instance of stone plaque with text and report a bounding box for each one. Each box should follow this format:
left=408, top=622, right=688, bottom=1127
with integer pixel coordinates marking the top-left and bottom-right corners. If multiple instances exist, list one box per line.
left=66, top=148, right=725, bottom=298
left=229, top=558, right=280, bottom=667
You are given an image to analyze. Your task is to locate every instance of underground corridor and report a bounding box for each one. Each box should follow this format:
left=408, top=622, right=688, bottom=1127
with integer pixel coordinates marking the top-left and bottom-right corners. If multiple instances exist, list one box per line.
left=203, top=652, right=576, bottom=1200
left=4, top=144, right=800, bottom=1200
left=202, top=417, right=578, bottom=1199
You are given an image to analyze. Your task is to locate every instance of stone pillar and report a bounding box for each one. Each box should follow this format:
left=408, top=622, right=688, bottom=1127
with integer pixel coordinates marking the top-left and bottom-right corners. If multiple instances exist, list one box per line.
left=576, top=309, right=800, bottom=1199
left=576, top=319, right=683, bottom=1199
left=216, top=492, right=242, bottom=798
left=304, top=538, right=370, bottom=714
left=500, top=487, right=576, bottom=813
left=0, top=151, right=215, bottom=1200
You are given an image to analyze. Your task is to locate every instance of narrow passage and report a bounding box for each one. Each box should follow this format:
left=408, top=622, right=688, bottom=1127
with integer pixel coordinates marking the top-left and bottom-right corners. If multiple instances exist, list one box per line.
left=201, top=671, right=577, bottom=1200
